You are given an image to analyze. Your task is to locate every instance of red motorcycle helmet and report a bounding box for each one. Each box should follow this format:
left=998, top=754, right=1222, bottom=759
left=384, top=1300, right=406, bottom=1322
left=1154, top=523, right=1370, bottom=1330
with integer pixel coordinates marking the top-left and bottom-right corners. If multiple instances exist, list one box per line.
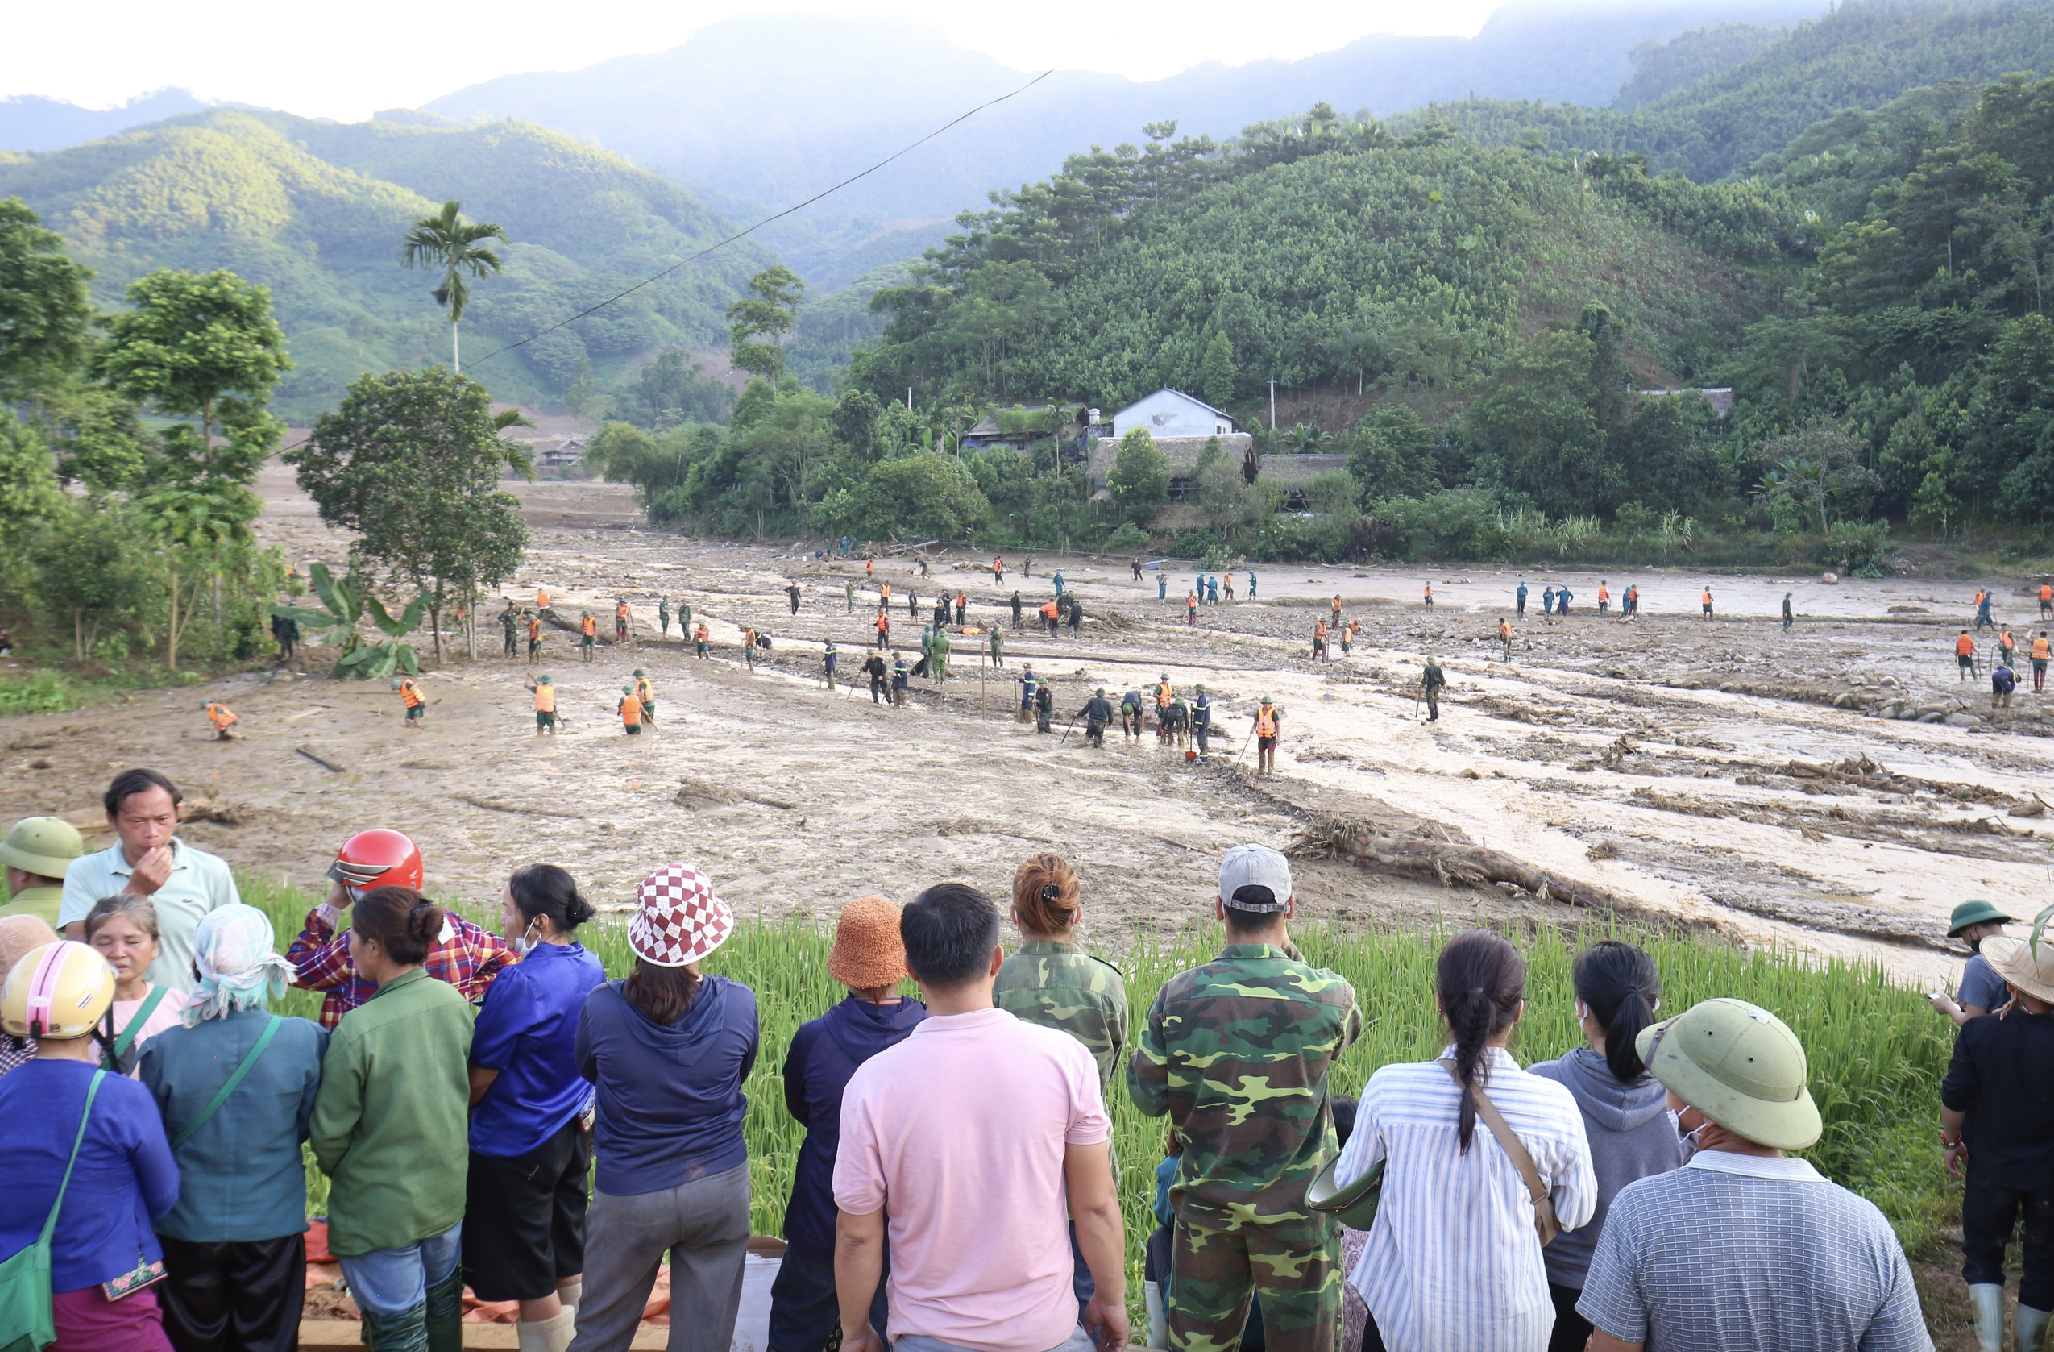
left=328, top=829, right=424, bottom=894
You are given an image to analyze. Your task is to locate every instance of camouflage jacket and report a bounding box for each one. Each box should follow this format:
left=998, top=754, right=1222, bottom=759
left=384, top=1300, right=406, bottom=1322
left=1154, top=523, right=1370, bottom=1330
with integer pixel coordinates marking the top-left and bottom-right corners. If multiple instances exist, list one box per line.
left=1128, top=942, right=1362, bottom=1229
left=994, top=939, right=1129, bottom=1097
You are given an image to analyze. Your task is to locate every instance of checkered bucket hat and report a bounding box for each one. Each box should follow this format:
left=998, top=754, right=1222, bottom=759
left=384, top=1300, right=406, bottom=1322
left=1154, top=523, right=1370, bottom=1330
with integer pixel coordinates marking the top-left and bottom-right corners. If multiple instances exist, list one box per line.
left=628, top=864, right=735, bottom=968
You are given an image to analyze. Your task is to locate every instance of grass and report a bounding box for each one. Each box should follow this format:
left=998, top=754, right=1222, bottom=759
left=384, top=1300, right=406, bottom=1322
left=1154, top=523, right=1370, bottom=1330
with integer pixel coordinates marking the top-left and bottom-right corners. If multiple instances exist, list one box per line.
left=235, top=873, right=1957, bottom=1316
left=0, top=664, right=204, bottom=715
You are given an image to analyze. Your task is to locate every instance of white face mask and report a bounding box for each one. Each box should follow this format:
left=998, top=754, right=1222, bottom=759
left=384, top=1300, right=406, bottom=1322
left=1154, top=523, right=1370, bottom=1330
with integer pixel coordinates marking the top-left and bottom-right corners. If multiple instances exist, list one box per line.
left=513, top=914, right=543, bottom=956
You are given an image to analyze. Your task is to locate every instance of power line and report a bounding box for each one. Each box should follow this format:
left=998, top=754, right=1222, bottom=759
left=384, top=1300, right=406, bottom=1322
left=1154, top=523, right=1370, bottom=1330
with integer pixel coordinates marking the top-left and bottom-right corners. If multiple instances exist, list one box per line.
left=466, top=67, right=1056, bottom=367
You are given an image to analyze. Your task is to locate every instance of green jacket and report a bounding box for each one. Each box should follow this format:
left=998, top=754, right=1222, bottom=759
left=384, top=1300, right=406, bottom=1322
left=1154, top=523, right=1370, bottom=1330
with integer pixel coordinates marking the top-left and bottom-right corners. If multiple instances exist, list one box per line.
left=1129, top=943, right=1362, bottom=1230
left=995, top=939, right=1128, bottom=1097
left=308, top=967, right=473, bottom=1256
left=0, top=884, right=63, bottom=927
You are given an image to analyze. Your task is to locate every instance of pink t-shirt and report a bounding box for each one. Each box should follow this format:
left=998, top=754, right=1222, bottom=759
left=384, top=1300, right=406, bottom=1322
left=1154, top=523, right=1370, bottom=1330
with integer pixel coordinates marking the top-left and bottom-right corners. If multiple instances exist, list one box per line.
left=112, top=986, right=189, bottom=1076
left=833, top=1006, right=1109, bottom=1352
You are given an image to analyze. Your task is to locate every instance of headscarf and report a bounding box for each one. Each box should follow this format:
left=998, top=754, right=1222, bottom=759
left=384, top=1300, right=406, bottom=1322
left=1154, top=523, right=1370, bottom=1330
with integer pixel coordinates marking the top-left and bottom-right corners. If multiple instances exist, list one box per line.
left=184, top=903, right=293, bottom=1025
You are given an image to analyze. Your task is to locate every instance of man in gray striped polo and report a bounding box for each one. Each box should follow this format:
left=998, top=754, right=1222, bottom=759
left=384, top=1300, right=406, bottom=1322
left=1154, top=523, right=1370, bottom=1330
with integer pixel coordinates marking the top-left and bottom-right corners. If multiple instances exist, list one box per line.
left=1577, top=999, right=1930, bottom=1352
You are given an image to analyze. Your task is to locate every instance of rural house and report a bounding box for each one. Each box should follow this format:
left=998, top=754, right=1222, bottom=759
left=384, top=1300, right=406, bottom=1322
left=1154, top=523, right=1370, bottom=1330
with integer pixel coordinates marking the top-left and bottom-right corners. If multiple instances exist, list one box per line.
left=1112, top=389, right=1238, bottom=439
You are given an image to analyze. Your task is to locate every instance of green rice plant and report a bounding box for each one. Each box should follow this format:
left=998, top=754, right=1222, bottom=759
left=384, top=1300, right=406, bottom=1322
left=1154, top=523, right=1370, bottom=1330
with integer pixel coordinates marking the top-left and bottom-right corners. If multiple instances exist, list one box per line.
left=237, top=876, right=1952, bottom=1305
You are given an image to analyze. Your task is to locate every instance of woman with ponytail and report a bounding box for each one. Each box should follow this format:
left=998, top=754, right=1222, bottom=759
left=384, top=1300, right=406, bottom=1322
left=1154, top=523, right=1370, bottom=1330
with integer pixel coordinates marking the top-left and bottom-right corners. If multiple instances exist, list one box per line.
left=1527, top=940, right=1682, bottom=1352
left=1334, top=930, right=1595, bottom=1352
left=309, top=887, right=475, bottom=1352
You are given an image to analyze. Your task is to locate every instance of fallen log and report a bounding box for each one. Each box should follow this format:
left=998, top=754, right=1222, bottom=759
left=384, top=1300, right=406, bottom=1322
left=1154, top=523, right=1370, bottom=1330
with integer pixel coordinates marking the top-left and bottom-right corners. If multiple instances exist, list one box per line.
left=297, top=745, right=345, bottom=773
left=1319, top=832, right=1633, bottom=910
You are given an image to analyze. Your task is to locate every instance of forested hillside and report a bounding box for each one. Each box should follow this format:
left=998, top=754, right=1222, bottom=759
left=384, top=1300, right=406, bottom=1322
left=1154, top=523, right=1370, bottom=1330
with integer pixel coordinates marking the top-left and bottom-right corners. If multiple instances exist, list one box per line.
left=0, top=109, right=767, bottom=419
left=1398, top=0, right=2054, bottom=182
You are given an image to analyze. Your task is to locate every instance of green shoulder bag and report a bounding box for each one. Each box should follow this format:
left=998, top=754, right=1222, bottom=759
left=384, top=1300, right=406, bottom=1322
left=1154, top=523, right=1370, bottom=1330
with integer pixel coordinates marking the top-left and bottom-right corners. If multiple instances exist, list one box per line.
left=0, top=1070, right=106, bottom=1352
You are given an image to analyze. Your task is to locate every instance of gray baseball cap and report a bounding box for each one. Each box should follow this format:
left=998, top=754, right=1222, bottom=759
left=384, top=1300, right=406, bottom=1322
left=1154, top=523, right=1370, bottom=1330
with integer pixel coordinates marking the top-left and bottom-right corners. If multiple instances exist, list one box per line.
left=1219, top=843, right=1292, bottom=911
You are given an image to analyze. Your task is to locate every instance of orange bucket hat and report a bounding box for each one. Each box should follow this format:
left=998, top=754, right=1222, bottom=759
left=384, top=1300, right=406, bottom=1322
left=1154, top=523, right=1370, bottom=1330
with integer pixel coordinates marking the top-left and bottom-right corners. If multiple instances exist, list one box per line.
left=827, top=895, right=907, bottom=990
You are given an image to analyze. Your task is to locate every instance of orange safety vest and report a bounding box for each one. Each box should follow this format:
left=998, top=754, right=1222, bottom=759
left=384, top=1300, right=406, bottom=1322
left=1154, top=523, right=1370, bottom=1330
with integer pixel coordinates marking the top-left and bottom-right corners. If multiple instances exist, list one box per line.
left=1042, top=601, right=1059, bottom=619
left=582, top=616, right=596, bottom=637
left=619, top=694, right=643, bottom=726
left=1424, top=585, right=1432, bottom=598
left=204, top=702, right=236, bottom=729
left=1958, top=635, right=1976, bottom=656
left=616, top=603, right=629, bottom=622
left=1500, top=621, right=1511, bottom=639
left=533, top=684, right=556, bottom=712
left=537, top=589, right=550, bottom=608
left=696, top=625, right=709, bottom=642
left=636, top=677, right=654, bottom=703
left=2036, top=637, right=2050, bottom=661
left=876, top=613, right=888, bottom=632
left=1256, top=707, right=1278, bottom=736
left=527, top=618, right=540, bottom=640
left=881, top=583, right=891, bottom=600
left=1186, top=593, right=1197, bottom=607
left=994, top=558, right=1004, bottom=571
left=1156, top=683, right=1173, bottom=708
left=1314, top=622, right=1326, bottom=639
left=1598, top=586, right=1609, bottom=601
left=400, top=681, right=423, bottom=709
left=2043, top=585, right=2052, bottom=603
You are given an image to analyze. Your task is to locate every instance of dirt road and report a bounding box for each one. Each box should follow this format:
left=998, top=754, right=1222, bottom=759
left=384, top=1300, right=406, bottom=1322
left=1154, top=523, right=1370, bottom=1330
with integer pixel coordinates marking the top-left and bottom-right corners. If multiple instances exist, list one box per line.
left=5, top=466, right=2048, bottom=991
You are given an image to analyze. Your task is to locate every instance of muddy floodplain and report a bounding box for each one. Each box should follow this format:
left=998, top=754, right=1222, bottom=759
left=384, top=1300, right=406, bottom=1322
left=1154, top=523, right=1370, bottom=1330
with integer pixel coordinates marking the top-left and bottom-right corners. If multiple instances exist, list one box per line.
left=5, top=469, right=2049, bottom=992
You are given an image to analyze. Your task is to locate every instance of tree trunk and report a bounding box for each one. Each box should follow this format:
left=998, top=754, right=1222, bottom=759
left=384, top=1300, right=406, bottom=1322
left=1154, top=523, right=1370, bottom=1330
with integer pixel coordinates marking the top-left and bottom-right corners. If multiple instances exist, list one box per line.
left=166, top=563, right=182, bottom=671
left=430, top=602, right=443, bottom=665
left=466, top=587, right=478, bottom=661
left=74, top=610, right=84, bottom=662
left=453, top=322, right=461, bottom=375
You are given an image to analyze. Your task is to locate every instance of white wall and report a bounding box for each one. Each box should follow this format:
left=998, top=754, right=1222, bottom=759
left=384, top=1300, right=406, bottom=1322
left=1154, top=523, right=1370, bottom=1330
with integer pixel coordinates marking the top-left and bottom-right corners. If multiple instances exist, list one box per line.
left=1112, top=389, right=1234, bottom=440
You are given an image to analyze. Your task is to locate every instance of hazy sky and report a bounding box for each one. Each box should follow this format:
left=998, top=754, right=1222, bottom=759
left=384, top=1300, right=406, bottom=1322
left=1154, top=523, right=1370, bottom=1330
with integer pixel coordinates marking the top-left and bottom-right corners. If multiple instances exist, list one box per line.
left=5, top=0, right=1506, bottom=122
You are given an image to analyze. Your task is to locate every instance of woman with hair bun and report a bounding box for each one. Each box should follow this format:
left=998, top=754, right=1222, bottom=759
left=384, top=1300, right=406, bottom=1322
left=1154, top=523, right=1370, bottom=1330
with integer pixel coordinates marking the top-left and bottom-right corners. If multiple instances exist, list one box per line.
left=1526, top=940, right=1680, bottom=1352
left=308, top=887, right=474, bottom=1352
left=461, top=865, right=606, bottom=1352
left=1334, top=930, right=1596, bottom=1352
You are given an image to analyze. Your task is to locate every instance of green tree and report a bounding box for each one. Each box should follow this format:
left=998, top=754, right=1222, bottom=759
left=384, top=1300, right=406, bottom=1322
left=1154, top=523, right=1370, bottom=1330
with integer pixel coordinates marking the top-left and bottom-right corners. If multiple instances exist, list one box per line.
left=26, top=501, right=158, bottom=661
left=1108, top=427, right=1171, bottom=523
left=1345, top=405, right=1439, bottom=500
left=848, top=453, right=990, bottom=541
left=727, top=265, right=805, bottom=381
left=400, top=200, right=509, bottom=374
left=1753, top=416, right=1880, bottom=534
left=0, top=411, right=61, bottom=556
left=291, top=368, right=532, bottom=663
left=0, top=198, right=94, bottom=402
left=1199, top=332, right=1239, bottom=410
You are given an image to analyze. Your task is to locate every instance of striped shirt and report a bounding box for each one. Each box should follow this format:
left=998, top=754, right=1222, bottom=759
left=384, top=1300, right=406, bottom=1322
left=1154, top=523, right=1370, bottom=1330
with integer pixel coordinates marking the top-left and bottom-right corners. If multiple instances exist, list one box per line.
left=1335, top=1047, right=1596, bottom=1352
left=1577, top=1152, right=1933, bottom=1352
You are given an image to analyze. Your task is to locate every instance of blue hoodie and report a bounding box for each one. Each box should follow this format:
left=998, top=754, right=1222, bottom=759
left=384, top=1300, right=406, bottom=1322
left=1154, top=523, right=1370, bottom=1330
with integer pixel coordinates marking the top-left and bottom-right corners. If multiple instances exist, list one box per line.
left=576, top=975, right=760, bottom=1196
left=1527, top=1046, right=1683, bottom=1288
left=779, top=995, right=928, bottom=1259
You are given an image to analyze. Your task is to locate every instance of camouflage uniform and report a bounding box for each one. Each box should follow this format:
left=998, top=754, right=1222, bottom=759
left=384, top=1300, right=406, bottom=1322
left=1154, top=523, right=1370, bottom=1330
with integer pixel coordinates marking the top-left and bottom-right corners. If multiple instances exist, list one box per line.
left=1129, top=943, right=1362, bottom=1352
left=994, top=939, right=1129, bottom=1098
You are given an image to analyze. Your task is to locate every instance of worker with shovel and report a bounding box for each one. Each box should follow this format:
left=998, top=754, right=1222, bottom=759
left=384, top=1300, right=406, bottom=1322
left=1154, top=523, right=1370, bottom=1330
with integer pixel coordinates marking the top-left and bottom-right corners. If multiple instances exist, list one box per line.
left=1421, top=655, right=1446, bottom=722
left=1078, top=688, right=1114, bottom=748
left=1191, top=685, right=1214, bottom=761
left=526, top=675, right=558, bottom=735
left=1253, top=698, right=1281, bottom=775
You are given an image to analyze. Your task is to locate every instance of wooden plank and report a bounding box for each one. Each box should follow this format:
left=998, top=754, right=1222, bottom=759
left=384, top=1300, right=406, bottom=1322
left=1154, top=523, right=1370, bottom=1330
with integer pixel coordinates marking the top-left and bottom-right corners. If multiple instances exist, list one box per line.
left=298, top=1321, right=670, bottom=1349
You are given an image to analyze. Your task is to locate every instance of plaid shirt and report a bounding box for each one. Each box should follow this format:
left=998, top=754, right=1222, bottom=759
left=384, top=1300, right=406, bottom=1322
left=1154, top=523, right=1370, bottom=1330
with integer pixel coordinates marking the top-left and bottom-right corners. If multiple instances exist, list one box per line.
left=287, top=904, right=516, bottom=1030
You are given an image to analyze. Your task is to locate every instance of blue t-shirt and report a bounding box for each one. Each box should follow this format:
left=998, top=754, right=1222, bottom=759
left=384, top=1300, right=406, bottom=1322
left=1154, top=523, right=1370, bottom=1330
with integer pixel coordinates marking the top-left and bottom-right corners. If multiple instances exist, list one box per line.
left=470, top=941, right=607, bottom=1157
left=576, top=976, right=759, bottom=1196
left=0, top=1060, right=179, bottom=1291
left=1961, top=951, right=2009, bottom=1013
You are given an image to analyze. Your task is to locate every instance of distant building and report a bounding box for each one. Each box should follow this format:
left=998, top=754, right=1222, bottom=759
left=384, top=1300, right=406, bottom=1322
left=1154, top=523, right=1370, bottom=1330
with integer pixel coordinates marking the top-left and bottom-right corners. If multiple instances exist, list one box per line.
left=1087, top=433, right=1255, bottom=499
left=1636, top=387, right=1735, bottom=418
left=1112, top=389, right=1238, bottom=440
left=536, top=436, right=585, bottom=469
left=1256, top=453, right=1350, bottom=506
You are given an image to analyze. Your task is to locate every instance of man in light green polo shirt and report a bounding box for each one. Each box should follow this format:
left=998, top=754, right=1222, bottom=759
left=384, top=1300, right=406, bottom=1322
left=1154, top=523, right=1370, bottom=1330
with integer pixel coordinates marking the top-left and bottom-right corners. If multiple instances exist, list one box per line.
left=58, top=768, right=239, bottom=992
left=0, top=816, right=83, bottom=926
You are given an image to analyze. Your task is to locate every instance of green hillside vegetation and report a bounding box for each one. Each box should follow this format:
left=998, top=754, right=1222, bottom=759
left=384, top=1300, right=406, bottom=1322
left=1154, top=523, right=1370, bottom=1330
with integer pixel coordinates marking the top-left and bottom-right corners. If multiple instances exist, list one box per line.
left=1392, top=0, right=2054, bottom=183
left=0, top=109, right=769, bottom=420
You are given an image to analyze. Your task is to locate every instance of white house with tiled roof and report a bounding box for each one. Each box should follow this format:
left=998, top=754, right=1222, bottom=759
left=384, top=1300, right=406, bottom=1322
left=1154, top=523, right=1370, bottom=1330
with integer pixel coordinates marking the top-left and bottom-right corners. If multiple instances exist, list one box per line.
left=1112, top=389, right=1237, bottom=440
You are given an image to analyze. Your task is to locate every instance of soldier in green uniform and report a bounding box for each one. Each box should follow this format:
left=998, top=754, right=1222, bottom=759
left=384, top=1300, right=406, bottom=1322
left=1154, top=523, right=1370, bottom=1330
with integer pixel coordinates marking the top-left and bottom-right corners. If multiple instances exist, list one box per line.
left=988, top=626, right=1004, bottom=669
left=1130, top=844, right=1362, bottom=1352
left=1421, top=654, right=1446, bottom=722
left=995, top=853, right=1128, bottom=1313
left=931, top=625, right=952, bottom=682
left=658, top=597, right=671, bottom=638
left=500, top=601, right=519, bottom=658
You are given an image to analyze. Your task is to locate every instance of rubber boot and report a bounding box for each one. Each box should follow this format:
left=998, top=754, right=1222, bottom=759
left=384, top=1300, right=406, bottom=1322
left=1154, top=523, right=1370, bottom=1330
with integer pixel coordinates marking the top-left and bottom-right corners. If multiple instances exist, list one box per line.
left=360, top=1302, right=430, bottom=1352
left=1973, top=1283, right=2006, bottom=1352
left=517, top=1309, right=576, bottom=1352
left=2020, top=1303, right=2052, bottom=1352
left=425, top=1269, right=465, bottom=1352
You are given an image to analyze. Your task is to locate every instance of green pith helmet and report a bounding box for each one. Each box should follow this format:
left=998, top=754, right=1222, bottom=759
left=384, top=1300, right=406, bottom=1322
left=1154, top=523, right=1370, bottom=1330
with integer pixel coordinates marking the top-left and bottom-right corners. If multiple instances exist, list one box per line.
left=1261, top=696, right=1273, bottom=705
left=1637, top=997, right=1821, bottom=1150
left=1196, top=684, right=1207, bottom=692
left=633, top=668, right=645, bottom=677
left=539, top=675, right=552, bottom=683
left=0, top=815, right=84, bottom=878
left=622, top=686, right=633, bottom=694
left=1160, top=673, right=1169, bottom=681
left=1949, top=899, right=2017, bottom=936
left=200, top=699, right=211, bottom=708
left=390, top=679, right=402, bottom=690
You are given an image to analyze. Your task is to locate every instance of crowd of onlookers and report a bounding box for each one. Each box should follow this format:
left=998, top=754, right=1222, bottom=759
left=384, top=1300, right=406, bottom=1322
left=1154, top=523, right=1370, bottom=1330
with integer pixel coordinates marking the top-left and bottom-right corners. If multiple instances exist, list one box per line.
left=2, top=767, right=2046, bottom=1352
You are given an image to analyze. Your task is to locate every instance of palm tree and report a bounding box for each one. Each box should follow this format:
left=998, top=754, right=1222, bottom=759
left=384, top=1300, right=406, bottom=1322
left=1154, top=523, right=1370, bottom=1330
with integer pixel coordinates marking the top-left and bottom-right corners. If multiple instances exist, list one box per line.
left=400, top=201, right=508, bottom=374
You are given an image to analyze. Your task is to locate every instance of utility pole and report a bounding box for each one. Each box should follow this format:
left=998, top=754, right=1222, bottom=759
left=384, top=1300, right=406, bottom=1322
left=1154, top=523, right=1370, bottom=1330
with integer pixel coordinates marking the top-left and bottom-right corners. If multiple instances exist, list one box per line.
left=1269, top=379, right=1277, bottom=431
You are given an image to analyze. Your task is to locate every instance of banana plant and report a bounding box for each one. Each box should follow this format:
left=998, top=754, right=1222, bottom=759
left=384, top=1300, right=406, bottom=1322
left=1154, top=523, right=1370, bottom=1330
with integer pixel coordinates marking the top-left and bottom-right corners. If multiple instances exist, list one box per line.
left=270, top=561, right=426, bottom=679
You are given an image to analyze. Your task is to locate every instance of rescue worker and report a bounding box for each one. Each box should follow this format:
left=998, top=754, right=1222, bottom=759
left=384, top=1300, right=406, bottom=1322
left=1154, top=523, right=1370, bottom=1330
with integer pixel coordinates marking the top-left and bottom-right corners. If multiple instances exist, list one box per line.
left=875, top=608, right=891, bottom=649
left=787, top=581, right=801, bottom=615
left=526, top=612, right=542, bottom=663
left=1191, top=685, right=1213, bottom=761
left=1976, top=587, right=1995, bottom=630
left=1011, top=590, right=1024, bottom=629
left=634, top=669, right=657, bottom=723
left=1079, top=688, right=1114, bottom=748
left=1542, top=584, right=1556, bottom=617
left=892, top=651, right=910, bottom=705
left=1959, top=630, right=1979, bottom=680
left=536, top=586, right=552, bottom=619
left=2042, top=583, right=2052, bottom=620
left=1208, top=575, right=1221, bottom=605
left=202, top=700, right=240, bottom=740
left=1312, top=620, right=1327, bottom=662
left=526, top=675, right=557, bottom=734
left=1068, top=595, right=1085, bottom=637
left=657, top=597, right=671, bottom=638
left=1994, top=660, right=2018, bottom=710
left=744, top=626, right=759, bottom=672
left=863, top=651, right=887, bottom=704
left=580, top=611, right=597, bottom=662
left=989, top=626, right=1004, bottom=669
left=955, top=592, right=967, bottom=627
left=1499, top=617, right=1514, bottom=662
left=394, top=676, right=425, bottom=730
left=1557, top=584, right=1573, bottom=614
left=1330, top=595, right=1343, bottom=629
left=1423, top=581, right=1433, bottom=609
left=679, top=598, right=692, bottom=634
left=502, top=601, right=520, bottom=656
left=1042, top=597, right=1061, bottom=637
left=1247, top=570, right=1257, bottom=599
left=822, top=641, right=838, bottom=689
left=695, top=623, right=711, bottom=659
left=617, top=685, right=645, bottom=735
left=2035, top=632, right=2051, bottom=693
left=1999, top=624, right=2018, bottom=671
left=1121, top=689, right=1146, bottom=742
left=1159, top=574, right=1168, bottom=601
left=931, top=625, right=951, bottom=682
left=614, top=598, right=631, bottom=645
left=1020, top=666, right=1040, bottom=723
left=1597, top=581, right=1610, bottom=615
left=1338, top=623, right=1353, bottom=658
left=845, top=580, right=856, bottom=612
left=1421, top=654, right=1446, bottom=722
left=1516, top=579, right=1528, bottom=616
left=1187, top=590, right=1199, bottom=626
left=1162, top=695, right=1190, bottom=748
left=1133, top=558, right=1144, bottom=582
left=1254, top=697, right=1281, bottom=775
left=1702, top=586, right=1714, bottom=620
left=994, top=555, right=1005, bottom=585
left=1783, top=592, right=1794, bottom=632
left=1034, top=681, right=1055, bottom=734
